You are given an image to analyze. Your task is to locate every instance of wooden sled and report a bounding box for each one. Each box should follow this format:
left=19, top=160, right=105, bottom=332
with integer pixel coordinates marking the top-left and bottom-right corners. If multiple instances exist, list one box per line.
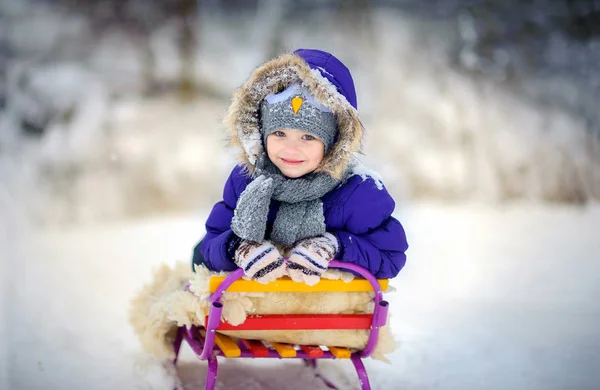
left=172, top=260, right=390, bottom=390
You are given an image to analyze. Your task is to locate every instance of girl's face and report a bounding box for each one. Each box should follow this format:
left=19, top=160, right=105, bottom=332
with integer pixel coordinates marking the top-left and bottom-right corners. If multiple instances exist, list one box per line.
left=266, top=128, right=325, bottom=178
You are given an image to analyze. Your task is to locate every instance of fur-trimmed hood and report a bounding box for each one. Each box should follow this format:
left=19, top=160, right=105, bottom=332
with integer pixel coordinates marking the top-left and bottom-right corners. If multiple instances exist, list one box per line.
left=224, top=49, right=364, bottom=179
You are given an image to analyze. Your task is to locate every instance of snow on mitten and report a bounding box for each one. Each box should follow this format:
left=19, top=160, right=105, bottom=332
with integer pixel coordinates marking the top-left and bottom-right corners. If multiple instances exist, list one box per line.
left=234, top=240, right=287, bottom=284
left=287, top=233, right=339, bottom=286
left=231, top=175, right=275, bottom=243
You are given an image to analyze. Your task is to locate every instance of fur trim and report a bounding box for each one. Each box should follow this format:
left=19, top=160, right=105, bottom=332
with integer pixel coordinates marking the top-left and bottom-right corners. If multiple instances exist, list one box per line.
left=224, top=52, right=364, bottom=179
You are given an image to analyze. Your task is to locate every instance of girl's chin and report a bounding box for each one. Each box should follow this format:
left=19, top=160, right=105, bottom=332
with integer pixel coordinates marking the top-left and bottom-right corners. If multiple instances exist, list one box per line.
left=280, top=170, right=304, bottom=178
left=278, top=166, right=311, bottom=178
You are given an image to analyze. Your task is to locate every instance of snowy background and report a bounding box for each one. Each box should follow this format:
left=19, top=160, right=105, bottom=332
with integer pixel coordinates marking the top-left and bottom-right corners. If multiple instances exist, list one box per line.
left=2, top=0, right=600, bottom=389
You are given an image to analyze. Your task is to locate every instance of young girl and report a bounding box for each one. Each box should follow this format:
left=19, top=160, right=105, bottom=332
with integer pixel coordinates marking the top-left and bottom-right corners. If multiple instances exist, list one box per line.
left=193, top=48, right=408, bottom=285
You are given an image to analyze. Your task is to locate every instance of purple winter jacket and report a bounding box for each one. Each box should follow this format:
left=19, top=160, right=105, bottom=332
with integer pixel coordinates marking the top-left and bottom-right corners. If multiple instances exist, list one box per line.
left=196, top=165, right=408, bottom=279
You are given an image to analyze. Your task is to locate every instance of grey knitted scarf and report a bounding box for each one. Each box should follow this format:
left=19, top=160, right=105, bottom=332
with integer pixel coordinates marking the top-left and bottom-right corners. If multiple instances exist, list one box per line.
left=231, top=155, right=343, bottom=247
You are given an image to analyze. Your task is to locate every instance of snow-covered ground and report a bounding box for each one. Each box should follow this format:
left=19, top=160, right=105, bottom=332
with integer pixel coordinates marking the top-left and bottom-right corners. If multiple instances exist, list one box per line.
left=7, top=203, right=600, bottom=390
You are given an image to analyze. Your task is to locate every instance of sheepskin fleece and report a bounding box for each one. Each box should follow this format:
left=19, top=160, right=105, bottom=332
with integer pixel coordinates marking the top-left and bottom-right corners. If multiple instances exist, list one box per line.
left=129, top=263, right=397, bottom=362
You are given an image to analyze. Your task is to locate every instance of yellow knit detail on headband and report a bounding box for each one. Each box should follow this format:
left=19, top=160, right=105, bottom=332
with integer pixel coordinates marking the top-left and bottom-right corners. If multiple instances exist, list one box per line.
left=291, top=96, right=303, bottom=114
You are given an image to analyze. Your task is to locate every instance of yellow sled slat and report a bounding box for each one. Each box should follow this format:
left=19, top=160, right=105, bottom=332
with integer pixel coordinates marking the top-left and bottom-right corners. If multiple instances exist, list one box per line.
left=329, top=346, right=351, bottom=359
left=209, top=276, right=388, bottom=293
left=214, top=333, right=241, bottom=357
left=270, top=342, right=297, bottom=358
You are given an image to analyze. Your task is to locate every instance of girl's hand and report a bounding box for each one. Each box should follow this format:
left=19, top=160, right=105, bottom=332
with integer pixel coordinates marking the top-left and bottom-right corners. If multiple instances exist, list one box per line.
left=234, top=240, right=287, bottom=284
left=287, top=233, right=338, bottom=286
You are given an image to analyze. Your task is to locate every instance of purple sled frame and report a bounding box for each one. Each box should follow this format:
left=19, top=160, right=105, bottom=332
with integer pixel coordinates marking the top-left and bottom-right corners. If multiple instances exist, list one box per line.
left=171, top=260, right=389, bottom=390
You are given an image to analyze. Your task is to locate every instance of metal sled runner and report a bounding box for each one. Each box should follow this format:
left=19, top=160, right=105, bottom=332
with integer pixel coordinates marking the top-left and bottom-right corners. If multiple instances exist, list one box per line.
left=172, top=260, right=390, bottom=389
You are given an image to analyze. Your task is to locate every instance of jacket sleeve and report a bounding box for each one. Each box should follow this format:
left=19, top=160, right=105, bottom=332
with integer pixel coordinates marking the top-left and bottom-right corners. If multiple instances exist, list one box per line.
left=330, top=178, right=408, bottom=279
left=193, top=166, right=246, bottom=271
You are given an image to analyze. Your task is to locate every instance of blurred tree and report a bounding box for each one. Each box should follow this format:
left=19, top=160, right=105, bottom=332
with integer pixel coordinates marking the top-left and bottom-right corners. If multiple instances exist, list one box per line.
left=177, top=0, right=197, bottom=100
left=337, top=0, right=374, bottom=44
left=56, top=0, right=198, bottom=97
left=564, top=0, right=600, bottom=40
left=338, top=0, right=372, bottom=24
left=258, top=0, right=288, bottom=60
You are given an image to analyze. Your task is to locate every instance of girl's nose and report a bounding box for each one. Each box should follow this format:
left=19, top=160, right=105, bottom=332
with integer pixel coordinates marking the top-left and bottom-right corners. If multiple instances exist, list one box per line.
left=281, top=138, right=302, bottom=150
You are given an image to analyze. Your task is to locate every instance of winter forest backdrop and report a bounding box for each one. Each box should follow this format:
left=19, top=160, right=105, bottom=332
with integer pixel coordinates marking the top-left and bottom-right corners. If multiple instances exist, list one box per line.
left=2, top=1, right=600, bottom=390
left=1, top=0, right=599, bottom=225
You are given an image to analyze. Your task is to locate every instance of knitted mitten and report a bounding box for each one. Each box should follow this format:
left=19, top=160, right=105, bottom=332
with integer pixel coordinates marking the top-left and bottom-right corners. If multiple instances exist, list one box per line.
left=287, top=233, right=338, bottom=286
left=230, top=175, right=275, bottom=243
left=234, top=240, right=287, bottom=284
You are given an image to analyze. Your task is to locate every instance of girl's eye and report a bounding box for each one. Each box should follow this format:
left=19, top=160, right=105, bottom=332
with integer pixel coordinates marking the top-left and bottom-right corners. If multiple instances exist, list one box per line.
left=274, top=131, right=286, bottom=137
left=303, top=134, right=315, bottom=141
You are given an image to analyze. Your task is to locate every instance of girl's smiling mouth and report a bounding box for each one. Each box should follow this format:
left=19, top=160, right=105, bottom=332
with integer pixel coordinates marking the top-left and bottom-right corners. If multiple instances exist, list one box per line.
left=281, top=158, right=304, bottom=165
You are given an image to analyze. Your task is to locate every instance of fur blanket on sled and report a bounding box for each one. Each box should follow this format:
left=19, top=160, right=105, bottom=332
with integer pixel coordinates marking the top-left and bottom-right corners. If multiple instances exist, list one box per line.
left=129, top=262, right=397, bottom=362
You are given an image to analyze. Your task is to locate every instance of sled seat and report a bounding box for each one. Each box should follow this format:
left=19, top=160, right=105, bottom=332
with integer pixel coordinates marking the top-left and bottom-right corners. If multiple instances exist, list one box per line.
left=173, top=260, right=390, bottom=390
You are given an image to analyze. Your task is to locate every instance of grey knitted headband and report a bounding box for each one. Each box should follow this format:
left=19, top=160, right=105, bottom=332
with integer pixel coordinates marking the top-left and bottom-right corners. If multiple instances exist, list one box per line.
left=260, top=84, right=337, bottom=153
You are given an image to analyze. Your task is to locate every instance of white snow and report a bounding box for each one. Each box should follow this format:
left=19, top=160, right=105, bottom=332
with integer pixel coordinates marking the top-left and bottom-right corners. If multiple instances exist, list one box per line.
left=350, top=158, right=385, bottom=190
left=309, top=68, right=353, bottom=110
left=6, top=203, right=600, bottom=389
